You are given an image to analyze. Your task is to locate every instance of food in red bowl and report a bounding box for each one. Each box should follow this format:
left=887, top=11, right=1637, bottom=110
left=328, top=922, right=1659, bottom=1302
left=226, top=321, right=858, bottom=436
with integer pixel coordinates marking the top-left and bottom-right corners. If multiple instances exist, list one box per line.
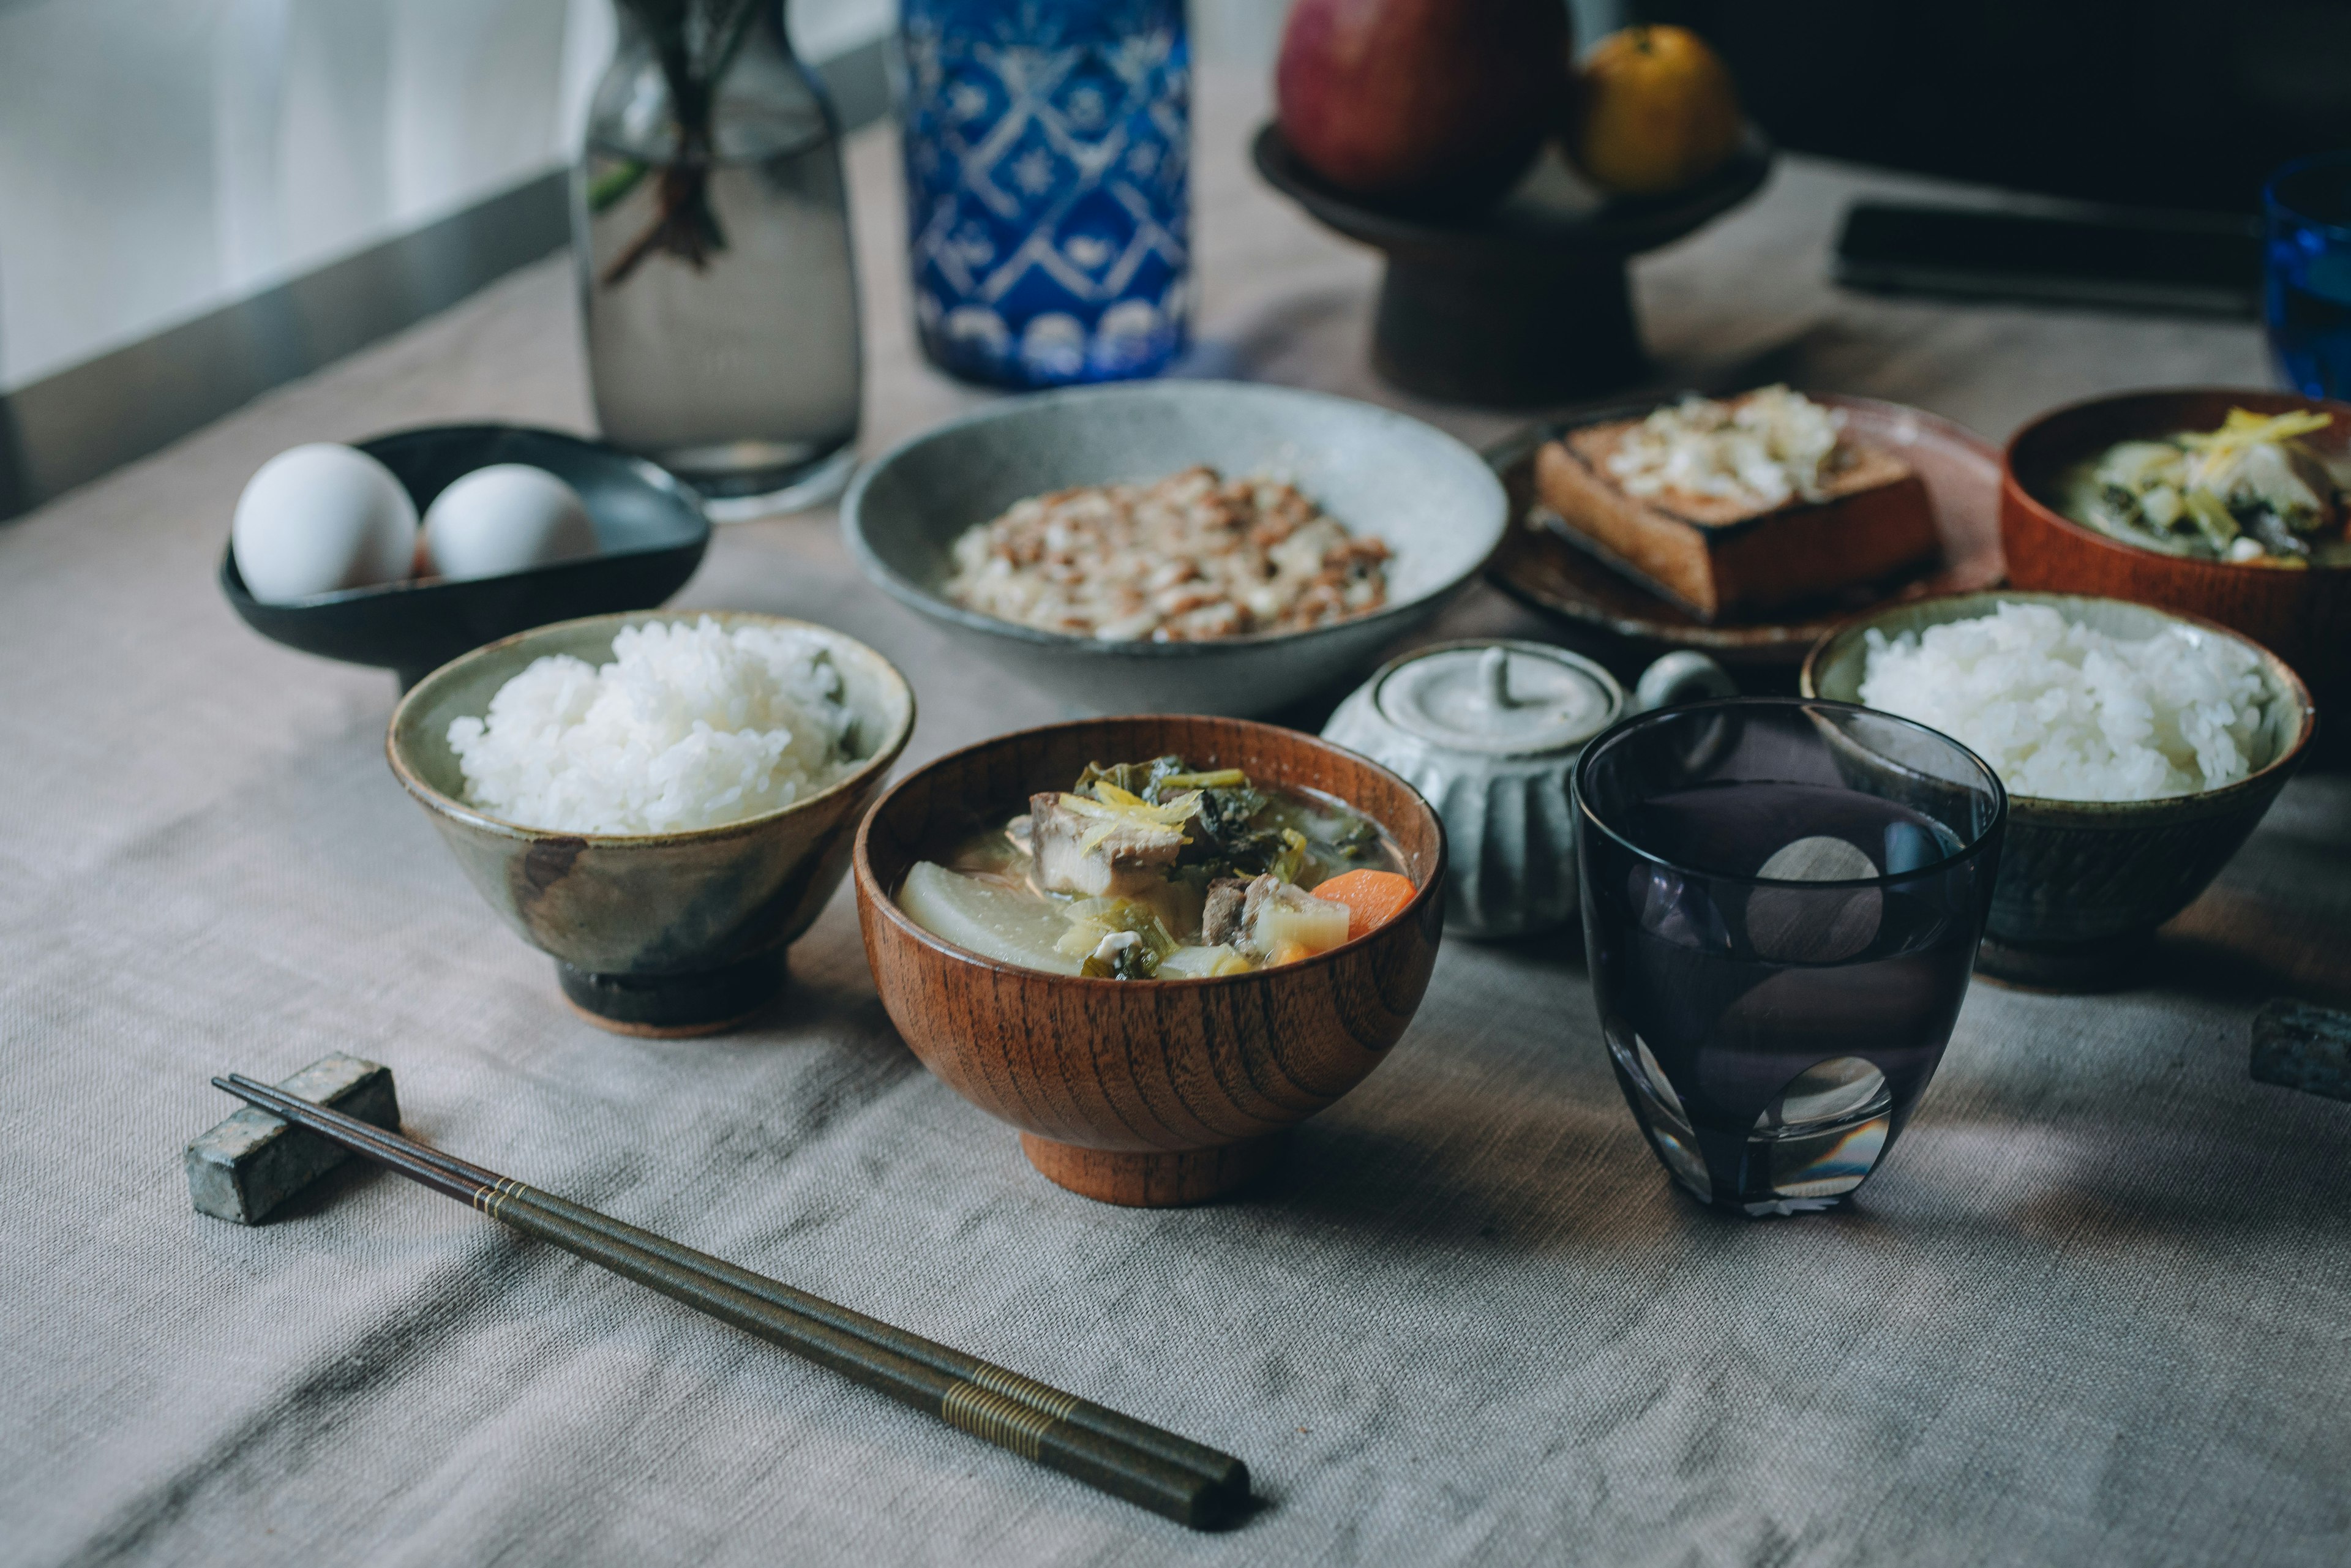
left=2001, top=387, right=2351, bottom=709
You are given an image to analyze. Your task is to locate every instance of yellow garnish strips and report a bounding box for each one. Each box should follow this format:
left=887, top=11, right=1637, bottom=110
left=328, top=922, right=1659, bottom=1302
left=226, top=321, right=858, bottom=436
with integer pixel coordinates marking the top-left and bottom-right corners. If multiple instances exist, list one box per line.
left=1059, top=789, right=1201, bottom=855
left=2180, top=407, right=2333, bottom=456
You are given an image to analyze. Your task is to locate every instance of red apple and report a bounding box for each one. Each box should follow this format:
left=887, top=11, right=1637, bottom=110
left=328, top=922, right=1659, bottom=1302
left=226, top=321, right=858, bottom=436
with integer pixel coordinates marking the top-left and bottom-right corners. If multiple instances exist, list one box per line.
left=1276, top=0, right=1571, bottom=209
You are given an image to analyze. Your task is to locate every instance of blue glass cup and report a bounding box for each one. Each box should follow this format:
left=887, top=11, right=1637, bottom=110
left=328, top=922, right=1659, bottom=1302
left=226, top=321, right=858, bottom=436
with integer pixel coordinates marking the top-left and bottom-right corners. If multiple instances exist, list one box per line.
left=898, top=0, right=1191, bottom=389
left=1573, top=699, right=2006, bottom=1216
left=2266, top=151, right=2351, bottom=399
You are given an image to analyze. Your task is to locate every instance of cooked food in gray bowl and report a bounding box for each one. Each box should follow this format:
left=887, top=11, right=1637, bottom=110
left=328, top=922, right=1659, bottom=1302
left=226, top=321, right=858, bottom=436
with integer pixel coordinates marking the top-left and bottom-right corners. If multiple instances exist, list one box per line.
left=1802, top=590, right=2315, bottom=989
left=841, top=380, right=1510, bottom=717
left=388, top=611, right=915, bottom=1036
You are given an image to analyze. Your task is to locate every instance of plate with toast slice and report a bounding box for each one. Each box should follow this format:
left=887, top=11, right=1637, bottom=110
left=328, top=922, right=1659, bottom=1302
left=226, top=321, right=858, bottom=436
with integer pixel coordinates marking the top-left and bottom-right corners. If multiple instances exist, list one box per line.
left=1485, top=391, right=2004, bottom=663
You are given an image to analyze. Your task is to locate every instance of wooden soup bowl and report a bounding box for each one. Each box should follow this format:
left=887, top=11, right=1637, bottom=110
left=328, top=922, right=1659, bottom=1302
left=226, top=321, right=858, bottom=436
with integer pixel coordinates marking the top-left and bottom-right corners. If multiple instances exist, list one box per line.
left=2002, top=387, right=2351, bottom=712
left=853, top=717, right=1447, bottom=1207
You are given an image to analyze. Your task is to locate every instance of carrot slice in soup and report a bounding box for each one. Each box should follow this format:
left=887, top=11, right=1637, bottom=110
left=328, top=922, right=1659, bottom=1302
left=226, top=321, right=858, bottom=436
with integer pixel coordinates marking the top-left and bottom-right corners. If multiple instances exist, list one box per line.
left=1311, top=869, right=1417, bottom=939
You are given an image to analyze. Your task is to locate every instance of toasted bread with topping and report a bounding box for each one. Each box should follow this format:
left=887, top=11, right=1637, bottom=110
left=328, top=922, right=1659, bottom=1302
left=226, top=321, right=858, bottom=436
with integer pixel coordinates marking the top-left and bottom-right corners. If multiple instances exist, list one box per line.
left=1534, top=399, right=1939, bottom=621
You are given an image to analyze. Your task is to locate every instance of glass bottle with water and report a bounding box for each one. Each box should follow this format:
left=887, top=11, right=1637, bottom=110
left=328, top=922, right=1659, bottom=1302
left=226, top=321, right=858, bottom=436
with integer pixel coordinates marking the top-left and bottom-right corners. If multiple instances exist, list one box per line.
left=574, top=1, right=862, bottom=518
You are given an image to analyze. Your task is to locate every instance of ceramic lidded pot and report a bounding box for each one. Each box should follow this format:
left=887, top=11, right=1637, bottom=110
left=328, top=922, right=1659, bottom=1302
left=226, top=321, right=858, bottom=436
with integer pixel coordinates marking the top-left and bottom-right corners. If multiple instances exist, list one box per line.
left=1324, top=640, right=1734, bottom=937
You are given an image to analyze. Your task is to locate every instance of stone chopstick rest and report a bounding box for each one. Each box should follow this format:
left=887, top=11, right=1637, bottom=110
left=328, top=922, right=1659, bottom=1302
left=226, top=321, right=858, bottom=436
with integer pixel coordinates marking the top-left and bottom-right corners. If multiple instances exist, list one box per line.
left=186, top=1053, right=400, bottom=1223
left=2250, top=999, right=2351, bottom=1104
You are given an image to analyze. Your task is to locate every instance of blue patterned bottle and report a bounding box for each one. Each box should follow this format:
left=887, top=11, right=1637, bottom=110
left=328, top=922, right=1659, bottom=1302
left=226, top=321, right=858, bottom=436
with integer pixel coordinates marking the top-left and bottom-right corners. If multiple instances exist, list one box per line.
left=898, top=0, right=1190, bottom=388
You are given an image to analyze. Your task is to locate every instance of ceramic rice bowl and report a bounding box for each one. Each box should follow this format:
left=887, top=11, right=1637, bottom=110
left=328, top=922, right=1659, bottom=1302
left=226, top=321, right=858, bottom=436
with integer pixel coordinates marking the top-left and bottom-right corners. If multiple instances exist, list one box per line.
left=1802, top=591, right=2315, bottom=989
left=389, top=611, right=916, bottom=1035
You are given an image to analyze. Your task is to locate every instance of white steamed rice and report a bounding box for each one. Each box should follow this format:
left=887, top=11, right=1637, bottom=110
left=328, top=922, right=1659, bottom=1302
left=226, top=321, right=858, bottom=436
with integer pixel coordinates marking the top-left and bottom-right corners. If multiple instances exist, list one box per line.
left=1857, top=601, right=2268, bottom=801
left=447, top=617, right=857, bottom=834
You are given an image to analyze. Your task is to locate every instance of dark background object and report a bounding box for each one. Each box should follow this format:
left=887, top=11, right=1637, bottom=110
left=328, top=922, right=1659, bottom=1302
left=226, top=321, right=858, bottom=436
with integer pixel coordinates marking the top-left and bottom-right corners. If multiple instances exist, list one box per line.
left=1252, top=124, right=1772, bottom=407
left=221, top=424, right=710, bottom=689
left=1647, top=0, right=2349, bottom=317
left=1640, top=0, right=2351, bottom=217
left=1837, top=204, right=2264, bottom=318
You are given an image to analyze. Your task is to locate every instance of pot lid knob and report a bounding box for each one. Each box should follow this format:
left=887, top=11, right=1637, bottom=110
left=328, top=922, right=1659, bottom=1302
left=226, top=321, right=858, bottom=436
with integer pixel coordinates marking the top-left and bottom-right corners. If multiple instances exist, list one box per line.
left=1375, top=642, right=1616, bottom=756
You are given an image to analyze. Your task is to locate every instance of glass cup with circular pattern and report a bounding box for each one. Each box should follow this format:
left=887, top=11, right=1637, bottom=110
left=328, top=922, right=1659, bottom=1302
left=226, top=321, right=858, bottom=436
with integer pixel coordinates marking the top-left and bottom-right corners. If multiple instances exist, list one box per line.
left=1572, top=698, right=2006, bottom=1217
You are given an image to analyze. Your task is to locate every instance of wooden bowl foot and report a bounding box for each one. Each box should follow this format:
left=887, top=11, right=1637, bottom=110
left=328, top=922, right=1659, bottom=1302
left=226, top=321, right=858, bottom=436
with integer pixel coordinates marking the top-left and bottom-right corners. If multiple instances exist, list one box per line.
left=1018, top=1133, right=1286, bottom=1207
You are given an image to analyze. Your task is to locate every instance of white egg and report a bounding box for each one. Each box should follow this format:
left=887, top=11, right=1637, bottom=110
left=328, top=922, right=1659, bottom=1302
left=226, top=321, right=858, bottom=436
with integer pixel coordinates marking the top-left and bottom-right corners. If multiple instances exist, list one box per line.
left=419, top=465, right=599, bottom=582
left=231, top=443, right=419, bottom=602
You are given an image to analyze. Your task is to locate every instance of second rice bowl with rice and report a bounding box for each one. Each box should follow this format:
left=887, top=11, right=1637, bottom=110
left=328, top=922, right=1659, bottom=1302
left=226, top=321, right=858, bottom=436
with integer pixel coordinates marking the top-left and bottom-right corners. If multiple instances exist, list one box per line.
left=1802, top=590, right=2315, bottom=988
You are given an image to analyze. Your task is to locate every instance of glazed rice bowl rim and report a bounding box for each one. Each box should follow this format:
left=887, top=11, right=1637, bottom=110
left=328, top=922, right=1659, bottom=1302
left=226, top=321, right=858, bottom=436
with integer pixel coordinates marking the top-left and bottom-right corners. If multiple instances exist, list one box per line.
left=1798, top=589, right=2317, bottom=817
left=386, top=609, right=917, bottom=847
left=840, top=380, right=1510, bottom=656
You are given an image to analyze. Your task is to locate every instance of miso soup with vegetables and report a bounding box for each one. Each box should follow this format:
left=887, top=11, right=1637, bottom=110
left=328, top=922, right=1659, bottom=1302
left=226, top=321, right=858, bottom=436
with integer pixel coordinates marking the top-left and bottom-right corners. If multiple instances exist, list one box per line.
left=896, top=755, right=1415, bottom=978
left=2063, top=407, right=2351, bottom=566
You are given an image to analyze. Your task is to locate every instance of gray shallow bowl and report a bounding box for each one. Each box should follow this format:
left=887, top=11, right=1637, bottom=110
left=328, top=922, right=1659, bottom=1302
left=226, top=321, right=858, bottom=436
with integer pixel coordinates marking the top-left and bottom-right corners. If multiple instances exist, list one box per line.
left=388, top=612, right=916, bottom=1035
left=842, top=381, right=1509, bottom=717
left=1803, top=591, right=2316, bottom=989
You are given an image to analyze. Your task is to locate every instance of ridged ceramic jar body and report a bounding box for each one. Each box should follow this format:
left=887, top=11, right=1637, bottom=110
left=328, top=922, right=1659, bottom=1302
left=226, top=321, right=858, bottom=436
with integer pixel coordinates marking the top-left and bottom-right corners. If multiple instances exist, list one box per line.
left=1324, top=642, right=1734, bottom=939
left=1324, top=696, right=1583, bottom=940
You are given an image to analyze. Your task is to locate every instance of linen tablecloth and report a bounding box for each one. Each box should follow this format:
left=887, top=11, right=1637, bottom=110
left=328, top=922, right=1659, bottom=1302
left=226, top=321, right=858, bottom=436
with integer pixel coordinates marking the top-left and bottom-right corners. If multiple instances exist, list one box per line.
left=6, top=70, right=2347, bottom=1567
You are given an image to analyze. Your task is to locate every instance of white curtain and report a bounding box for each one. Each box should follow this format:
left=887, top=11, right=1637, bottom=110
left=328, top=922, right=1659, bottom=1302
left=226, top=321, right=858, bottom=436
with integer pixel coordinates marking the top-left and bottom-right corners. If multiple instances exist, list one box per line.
left=0, top=0, right=893, bottom=392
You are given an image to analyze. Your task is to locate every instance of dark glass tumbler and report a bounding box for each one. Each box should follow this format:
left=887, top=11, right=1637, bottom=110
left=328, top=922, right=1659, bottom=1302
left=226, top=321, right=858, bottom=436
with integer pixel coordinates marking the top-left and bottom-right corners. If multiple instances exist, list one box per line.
left=1573, top=699, right=2006, bottom=1216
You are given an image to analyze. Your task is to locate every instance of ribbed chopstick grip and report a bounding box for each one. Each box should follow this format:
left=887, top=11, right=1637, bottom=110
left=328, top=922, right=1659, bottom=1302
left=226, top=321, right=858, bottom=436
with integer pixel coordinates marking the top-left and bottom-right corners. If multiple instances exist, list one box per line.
left=213, top=1076, right=1249, bottom=1529
left=470, top=1187, right=1223, bottom=1524
left=474, top=1174, right=1243, bottom=1495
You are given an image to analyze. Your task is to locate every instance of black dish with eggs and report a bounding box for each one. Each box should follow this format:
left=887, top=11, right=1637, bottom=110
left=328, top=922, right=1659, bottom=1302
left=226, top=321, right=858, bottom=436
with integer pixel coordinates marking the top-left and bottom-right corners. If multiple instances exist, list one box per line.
left=220, top=423, right=711, bottom=688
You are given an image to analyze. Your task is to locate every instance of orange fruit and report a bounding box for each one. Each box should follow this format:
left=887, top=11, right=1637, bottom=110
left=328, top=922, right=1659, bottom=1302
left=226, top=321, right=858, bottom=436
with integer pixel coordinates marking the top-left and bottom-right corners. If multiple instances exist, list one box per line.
left=1312, top=869, right=1419, bottom=940
left=1569, top=26, right=1743, bottom=197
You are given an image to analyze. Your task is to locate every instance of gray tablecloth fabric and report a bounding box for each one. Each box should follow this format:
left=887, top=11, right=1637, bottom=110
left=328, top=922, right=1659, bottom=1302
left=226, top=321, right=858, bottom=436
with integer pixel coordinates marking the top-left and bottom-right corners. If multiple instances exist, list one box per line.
left=6, top=70, right=2348, bottom=1567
